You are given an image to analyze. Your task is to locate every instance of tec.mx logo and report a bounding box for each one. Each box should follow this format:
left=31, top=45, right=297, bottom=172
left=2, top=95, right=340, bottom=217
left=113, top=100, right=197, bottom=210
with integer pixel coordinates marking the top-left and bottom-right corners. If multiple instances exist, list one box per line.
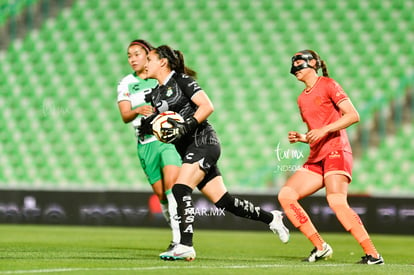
left=274, top=142, right=305, bottom=172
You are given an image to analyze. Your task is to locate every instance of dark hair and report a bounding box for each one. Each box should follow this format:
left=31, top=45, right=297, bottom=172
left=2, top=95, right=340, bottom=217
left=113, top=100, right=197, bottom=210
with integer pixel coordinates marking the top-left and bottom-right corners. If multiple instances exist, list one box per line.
left=128, top=39, right=154, bottom=54
left=154, top=45, right=197, bottom=78
left=305, top=49, right=329, bottom=77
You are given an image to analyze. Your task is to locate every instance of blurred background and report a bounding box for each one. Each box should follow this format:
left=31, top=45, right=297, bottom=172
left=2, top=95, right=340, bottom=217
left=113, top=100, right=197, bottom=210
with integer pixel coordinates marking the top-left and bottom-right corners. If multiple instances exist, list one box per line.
left=0, top=0, right=413, bottom=231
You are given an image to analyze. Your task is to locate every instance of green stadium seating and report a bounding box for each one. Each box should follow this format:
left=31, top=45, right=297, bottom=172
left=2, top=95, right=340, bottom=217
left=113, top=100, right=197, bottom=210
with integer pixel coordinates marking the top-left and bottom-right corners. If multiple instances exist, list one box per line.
left=0, top=0, right=412, bottom=196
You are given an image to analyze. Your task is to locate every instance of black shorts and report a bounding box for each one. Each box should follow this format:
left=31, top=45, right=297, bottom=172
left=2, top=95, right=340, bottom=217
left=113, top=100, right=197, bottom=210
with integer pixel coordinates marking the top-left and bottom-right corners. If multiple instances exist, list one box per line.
left=175, top=123, right=222, bottom=190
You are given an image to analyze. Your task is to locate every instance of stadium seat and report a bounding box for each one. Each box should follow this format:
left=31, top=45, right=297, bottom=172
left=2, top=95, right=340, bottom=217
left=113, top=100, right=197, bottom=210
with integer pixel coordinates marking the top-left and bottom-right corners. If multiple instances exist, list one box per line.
left=0, top=0, right=412, bottom=195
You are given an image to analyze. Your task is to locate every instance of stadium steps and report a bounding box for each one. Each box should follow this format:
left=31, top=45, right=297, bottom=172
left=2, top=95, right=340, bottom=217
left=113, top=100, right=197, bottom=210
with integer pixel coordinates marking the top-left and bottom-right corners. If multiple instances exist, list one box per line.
left=0, top=0, right=412, bottom=195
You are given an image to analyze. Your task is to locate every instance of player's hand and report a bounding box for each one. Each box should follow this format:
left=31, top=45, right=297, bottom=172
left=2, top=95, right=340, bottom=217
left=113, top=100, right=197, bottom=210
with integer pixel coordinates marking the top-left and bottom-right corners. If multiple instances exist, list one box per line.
left=137, top=114, right=156, bottom=141
left=135, top=105, right=154, bottom=116
left=306, top=128, right=328, bottom=144
left=161, top=117, right=198, bottom=143
left=288, top=131, right=308, bottom=143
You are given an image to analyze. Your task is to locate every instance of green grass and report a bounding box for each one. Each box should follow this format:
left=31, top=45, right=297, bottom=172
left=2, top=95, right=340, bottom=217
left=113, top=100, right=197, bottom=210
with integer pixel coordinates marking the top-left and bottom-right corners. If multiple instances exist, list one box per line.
left=0, top=225, right=413, bottom=274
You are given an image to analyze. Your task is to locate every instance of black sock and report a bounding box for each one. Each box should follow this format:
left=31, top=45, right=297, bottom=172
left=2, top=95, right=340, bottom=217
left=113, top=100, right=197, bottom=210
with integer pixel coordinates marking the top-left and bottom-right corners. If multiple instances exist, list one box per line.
left=215, top=192, right=273, bottom=224
left=172, top=183, right=194, bottom=246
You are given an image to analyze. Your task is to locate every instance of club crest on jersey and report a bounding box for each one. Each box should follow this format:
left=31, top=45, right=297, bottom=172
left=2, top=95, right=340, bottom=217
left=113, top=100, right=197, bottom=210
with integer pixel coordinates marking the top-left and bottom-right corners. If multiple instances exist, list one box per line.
left=166, top=87, right=174, bottom=97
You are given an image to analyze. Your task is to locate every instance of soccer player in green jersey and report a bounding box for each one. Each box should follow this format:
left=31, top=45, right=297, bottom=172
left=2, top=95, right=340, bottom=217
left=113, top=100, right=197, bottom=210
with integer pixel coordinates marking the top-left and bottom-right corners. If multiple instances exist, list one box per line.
left=117, top=40, right=182, bottom=251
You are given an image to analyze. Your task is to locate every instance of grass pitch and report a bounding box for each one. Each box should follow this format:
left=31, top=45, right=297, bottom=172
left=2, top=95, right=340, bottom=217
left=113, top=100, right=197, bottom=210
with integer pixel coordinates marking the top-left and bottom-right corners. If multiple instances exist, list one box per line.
left=0, top=225, right=413, bottom=274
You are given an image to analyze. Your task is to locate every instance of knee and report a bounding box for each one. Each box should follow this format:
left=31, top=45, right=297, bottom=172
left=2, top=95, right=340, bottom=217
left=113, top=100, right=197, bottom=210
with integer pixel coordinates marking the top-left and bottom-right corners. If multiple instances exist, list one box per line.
left=162, top=169, right=179, bottom=188
left=152, top=180, right=166, bottom=201
left=214, top=192, right=233, bottom=210
left=326, top=193, right=348, bottom=209
left=153, top=189, right=166, bottom=202
left=157, top=193, right=166, bottom=202
left=278, top=186, right=299, bottom=206
left=172, top=183, right=193, bottom=201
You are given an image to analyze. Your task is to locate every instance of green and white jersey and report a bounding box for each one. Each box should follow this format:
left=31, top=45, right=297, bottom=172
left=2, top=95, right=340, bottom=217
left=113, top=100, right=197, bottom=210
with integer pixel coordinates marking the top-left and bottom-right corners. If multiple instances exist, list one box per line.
left=117, top=73, right=158, bottom=144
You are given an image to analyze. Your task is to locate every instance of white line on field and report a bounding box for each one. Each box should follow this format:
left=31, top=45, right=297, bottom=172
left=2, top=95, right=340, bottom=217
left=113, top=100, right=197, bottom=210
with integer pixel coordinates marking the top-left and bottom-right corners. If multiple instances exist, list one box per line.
left=0, top=264, right=338, bottom=274
left=0, top=263, right=387, bottom=274
left=1, top=263, right=413, bottom=274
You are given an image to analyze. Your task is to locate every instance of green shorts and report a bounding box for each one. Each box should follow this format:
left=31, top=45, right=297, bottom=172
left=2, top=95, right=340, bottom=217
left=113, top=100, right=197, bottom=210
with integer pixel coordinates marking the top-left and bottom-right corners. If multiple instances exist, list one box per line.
left=137, top=140, right=182, bottom=185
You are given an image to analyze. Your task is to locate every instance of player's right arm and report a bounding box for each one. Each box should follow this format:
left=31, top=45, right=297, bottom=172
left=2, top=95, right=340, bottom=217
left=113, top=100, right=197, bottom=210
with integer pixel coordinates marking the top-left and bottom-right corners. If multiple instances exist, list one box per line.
left=117, top=76, right=154, bottom=124
left=118, top=101, right=153, bottom=123
left=288, top=131, right=308, bottom=144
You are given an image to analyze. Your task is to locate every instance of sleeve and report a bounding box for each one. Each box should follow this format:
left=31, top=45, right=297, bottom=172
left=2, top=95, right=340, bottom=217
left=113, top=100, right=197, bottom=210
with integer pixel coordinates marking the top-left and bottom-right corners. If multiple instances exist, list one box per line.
left=144, top=87, right=155, bottom=105
left=327, top=78, right=349, bottom=106
left=176, top=74, right=202, bottom=99
left=117, top=79, right=131, bottom=103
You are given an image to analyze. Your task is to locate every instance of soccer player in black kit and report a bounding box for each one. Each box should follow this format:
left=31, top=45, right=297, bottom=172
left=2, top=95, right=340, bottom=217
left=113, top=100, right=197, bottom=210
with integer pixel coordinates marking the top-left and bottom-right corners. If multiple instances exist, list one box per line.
left=141, top=45, right=289, bottom=261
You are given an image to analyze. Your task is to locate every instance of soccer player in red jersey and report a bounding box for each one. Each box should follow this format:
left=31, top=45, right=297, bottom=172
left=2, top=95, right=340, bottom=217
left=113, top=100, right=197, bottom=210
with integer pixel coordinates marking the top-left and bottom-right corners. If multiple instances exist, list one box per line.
left=278, top=50, right=384, bottom=265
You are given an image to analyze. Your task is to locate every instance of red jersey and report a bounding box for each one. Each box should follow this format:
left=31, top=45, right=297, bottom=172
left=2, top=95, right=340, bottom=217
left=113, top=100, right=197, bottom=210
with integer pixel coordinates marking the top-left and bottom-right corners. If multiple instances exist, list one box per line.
left=297, top=76, right=352, bottom=162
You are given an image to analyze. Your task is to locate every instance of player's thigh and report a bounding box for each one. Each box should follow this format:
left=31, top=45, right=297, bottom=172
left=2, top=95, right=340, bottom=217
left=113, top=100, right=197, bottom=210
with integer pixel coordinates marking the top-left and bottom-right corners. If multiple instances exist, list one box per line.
left=324, top=174, right=350, bottom=195
left=162, top=165, right=180, bottom=190
left=283, top=169, right=324, bottom=199
left=176, top=163, right=206, bottom=189
left=323, top=150, right=352, bottom=195
left=159, top=143, right=182, bottom=190
left=199, top=176, right=227, bottom=204
left=137, top=142, right=162, bottom=185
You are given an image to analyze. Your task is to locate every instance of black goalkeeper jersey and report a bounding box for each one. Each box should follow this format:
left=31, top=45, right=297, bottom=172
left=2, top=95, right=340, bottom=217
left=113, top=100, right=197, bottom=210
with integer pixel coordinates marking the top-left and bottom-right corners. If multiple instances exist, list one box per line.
left=146, top=71, right=218, bottom=153
left=147, top=71, right=202, bottom=121
left=147, top=71, right=221, bottom=186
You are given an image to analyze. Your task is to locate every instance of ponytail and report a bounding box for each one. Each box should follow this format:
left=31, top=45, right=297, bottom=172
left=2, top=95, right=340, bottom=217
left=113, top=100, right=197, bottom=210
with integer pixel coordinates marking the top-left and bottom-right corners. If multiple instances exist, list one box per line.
left=155, top=45, right=197, bottom=79
left=306, top=49, right=329, bottom=77
left=173, top=49, right=197, bottom=78
left=320, top=60, right=329, bottom=77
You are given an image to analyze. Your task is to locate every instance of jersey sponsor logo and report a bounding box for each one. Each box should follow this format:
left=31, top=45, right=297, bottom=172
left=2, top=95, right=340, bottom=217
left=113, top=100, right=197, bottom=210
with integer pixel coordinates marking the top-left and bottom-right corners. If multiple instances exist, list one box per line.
left=127, top=83, right=141, bottom=95
left=128, top=83, right=153, bottom=95
left=198, top=158, right=210, bottom=170
left=132, top=83, right=140, bottom=91
left=185, top=153, right=194, bottom=160
left=328, top=151, right=341, bottom=159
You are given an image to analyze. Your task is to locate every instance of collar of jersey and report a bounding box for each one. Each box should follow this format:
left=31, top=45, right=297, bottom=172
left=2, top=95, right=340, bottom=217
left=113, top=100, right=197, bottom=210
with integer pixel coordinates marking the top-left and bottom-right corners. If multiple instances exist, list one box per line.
left=161, top=70, right=176, bottom=85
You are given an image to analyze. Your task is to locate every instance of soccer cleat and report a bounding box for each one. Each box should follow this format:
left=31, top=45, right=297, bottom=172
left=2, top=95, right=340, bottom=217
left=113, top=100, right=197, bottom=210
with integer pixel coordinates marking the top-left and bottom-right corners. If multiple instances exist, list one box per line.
left=269, top=210, right=290, bottom=243
left=303, top=242, right=333, bottom=262
left=357, top=254, right=384, bottom=265
left=159, top=244, right=196, bottom=261
left=165, top=241, right=177, bottom=251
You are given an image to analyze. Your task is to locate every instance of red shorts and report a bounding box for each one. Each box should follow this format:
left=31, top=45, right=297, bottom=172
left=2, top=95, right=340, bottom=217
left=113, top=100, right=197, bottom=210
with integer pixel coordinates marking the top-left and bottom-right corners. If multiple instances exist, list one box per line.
left=300, top=150, right=353, bottom=182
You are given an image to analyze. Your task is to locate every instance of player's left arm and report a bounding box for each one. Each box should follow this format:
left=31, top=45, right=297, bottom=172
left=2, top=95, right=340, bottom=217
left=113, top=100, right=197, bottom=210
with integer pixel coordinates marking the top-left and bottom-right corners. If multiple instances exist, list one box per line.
left=306, top=99, right=360, bottom=144
left=190, top=90, right=214, bottom=123
left=164, top=90, right=214, bottom=141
